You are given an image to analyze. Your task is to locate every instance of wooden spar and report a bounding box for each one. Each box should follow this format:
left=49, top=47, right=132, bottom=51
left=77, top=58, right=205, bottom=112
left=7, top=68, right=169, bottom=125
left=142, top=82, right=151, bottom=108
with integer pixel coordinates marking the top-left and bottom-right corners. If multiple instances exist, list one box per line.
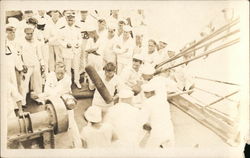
left=167, top=90, right=193, bottom=98
left=194, top=76, right=240, bottom=86
left=206, top=90, right=239, bottom=107
left=179, top=29, right=240, bottom=59
left=169, top=95, right=240, bottom=146
left=155, top=17, right=240, bottom=69
left=195, top=87, right=239, bottom=103
left=154, top=38, right=240, bottom=75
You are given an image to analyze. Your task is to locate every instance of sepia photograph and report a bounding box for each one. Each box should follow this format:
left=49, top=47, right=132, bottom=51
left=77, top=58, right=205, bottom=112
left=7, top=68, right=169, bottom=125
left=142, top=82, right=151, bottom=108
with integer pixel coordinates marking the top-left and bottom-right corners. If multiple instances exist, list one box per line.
left=0, top=1, right=249, bottom=157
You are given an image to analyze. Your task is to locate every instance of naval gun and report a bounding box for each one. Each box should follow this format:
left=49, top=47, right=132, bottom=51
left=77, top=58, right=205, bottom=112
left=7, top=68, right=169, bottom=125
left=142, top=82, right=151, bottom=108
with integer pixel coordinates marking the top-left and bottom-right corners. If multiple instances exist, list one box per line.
left=7, top=97, right=69, bottom=149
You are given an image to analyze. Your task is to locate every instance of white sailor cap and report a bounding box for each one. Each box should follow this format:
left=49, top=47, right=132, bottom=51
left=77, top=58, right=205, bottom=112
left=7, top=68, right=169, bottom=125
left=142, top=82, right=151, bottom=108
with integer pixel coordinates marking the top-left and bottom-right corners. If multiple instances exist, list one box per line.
left=159, top=37, right=168, bottom=44
left=37, top=18, right=46, bottom=25
left=141, top=64, right=155, bottom=75
left=8, top=17, right=19, bottom=27
left=107, top=22, right=117, bottom=30
left=119, top=89, right=134, bottom=98
left=142, top=83, right=155, bottom=92
left=123, top=25, right=132, bottom=32
left=133, top=53, right=144, bottom=62
left=24, top=24, right=35, bottom=30
left=84, top=106, right=102, bottom=123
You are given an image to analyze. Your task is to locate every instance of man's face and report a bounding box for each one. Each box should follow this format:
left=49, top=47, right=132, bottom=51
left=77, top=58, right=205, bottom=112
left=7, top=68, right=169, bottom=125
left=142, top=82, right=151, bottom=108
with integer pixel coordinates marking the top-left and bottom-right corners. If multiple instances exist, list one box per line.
left=136, top=35, right=143, bottom=46
left=6, top=30, right=15, bottom=40
left=108, top=28, right=115, bottom=37
left=98, top=21, right=106, bottom=30
left=148, top=41, right=156, bottom=53
left=123, top=31, right=130, bottom=40
left=55, top=68, right=65, bottom=80
left=111, top=10, right=119, bottom=18
left=51, top=11, right=60, bottom=20
left=38, top=10, right=45, bottom=16
left=80, top=12, right=88, bottom=20
left=25, top=13, right=33, bottom=20
left=118, top=21, right=125, bottom=30
left=142, top=74, right=153, bottom=81
left=132, top=59, right=142, bottom=70
left=66, top=16, right=75, bottom=26
left=24, top=28, right=34, bottom=41
left=144, top=91, right=154, bottom=98
left=159, top=41, right=167, bottom=50
left=105, top=70, right=115, bottom=79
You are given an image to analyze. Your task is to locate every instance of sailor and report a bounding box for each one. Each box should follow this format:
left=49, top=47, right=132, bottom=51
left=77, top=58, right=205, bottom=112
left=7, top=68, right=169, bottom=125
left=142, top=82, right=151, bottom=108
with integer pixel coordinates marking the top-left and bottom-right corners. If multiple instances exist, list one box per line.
left=36, top=18, right=49, bottom=79
left=155, top=38, right=169, bottom=65
left=119, top=53, right=144, bottom=97
left=141, top=64, right=178, bottom=99
left=174, top=52, right=195, bottom=91
left=106, top=10, right=119, bottom=25
left=141, top=83, right=175, bottom=148
left=90, top=62, right=119, bottom=115
left=44, top=10, right=63, bottom=72
left=133, top=26, right=147, bottom=56
left=58, top=10, right=82, bottom=89
left=81, top=106, right=117, bottom=148
left=103, top=22, right=118, bottom=65
left=104, top=89, right=144, bottom=148
left=5, top=24, right=26, bottom=92
left=117, top=18, right=126, bottom=37
left=114, top=25, right=134, bottom=74
left=144, top=39, right=159, bottom=67
left=38, top=62, right=82, bottom=148
left=6, top=80, right=24, bottom=118
left=19, top=24, right=44, bottom=107
left=85, top=24, right=103, bottom=72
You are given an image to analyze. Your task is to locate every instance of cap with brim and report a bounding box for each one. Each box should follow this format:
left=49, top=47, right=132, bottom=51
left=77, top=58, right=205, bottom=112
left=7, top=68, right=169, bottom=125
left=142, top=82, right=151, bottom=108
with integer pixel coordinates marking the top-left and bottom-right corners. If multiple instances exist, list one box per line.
left=133, top=53, right=144, bottom=62
left=6, top=25, right=16, bottom=32
left=119, top=89, right=134, bottom=98
left=159, top=38, right=168, bottom=44
left=123, top=25, right=132, bottom=32
left=24, top=24, right=35, bottom=30
left=84, top=106, right=102, bottom=123
left=8, top=17, right=19, bottom=27
left=142, top=83, right=155, bottom=92
left=141, top=64, right=155, bottom=75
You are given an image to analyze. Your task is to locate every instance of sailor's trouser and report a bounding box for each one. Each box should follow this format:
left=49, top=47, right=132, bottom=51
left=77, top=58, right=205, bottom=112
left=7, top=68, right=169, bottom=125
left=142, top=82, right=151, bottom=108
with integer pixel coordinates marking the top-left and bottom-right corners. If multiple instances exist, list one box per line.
left=41, top=44, right=49, bottom=77
left=48, top=45, right=62, bottom=72
left=20, top=65, right=43, bottom=105
left=63, top=50, right=81, bottom=84
left=67, top=110, right=82, bottom=148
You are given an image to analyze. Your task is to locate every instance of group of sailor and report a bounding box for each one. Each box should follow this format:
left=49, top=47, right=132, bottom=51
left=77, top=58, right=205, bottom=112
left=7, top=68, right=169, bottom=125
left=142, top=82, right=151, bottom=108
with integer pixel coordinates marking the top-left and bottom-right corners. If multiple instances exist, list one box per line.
left=5, top=9, right=195, bottom=149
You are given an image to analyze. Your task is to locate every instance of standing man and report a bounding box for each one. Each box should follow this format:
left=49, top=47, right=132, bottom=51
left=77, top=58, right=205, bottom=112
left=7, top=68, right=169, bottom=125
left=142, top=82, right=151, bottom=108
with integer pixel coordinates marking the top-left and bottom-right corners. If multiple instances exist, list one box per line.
left=20, top=24, right=44, bottom=106
left=59, top=10, right=82, bottom=89
left=141, top=83, right=175, bottom=148
left=90, top=62, right=119, bottom=115
left=104, top=89, right=144, bottom=148
left=144, top=39, right=159, bottom=67
left=103, top=23, right=118, bottom=65
left=45, top=10, right=63, bottom=72
left=5, top=25, right=26, bottom=92
left=114, top=25, right=134, bottom=74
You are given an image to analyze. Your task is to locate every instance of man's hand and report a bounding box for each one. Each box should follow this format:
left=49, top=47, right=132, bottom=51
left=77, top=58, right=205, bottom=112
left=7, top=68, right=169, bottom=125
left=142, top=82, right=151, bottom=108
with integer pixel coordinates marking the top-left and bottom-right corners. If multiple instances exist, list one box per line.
left=22, top=65, right=28, bottom=73
left=67, top=43, right=72, bottom=48
left=116, top=45, right=121, bottom=49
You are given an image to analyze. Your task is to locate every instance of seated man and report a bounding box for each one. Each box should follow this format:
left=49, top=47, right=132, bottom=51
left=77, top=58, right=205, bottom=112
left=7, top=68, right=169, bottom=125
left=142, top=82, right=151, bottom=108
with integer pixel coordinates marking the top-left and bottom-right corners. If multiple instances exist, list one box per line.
left=38, top=62, right=82, bottom=148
